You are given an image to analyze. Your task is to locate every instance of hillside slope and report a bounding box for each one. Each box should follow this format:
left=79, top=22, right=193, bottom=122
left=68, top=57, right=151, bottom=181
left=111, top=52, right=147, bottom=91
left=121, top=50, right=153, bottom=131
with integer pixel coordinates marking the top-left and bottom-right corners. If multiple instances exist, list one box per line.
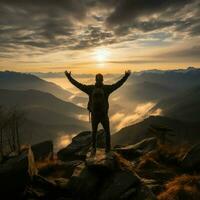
left=112, top=116, right=200, bottom=146
left=0, top=89, right=89, bottom=147
left=0, top=71, right=72, bottom=101
left=150, top=86, right=200, bottom=122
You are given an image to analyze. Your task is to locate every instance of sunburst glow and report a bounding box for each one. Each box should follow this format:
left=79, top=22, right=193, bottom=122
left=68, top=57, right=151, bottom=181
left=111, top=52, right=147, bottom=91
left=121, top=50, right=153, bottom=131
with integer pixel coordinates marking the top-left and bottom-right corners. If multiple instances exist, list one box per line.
left=94, top=49, right=110, bottom=62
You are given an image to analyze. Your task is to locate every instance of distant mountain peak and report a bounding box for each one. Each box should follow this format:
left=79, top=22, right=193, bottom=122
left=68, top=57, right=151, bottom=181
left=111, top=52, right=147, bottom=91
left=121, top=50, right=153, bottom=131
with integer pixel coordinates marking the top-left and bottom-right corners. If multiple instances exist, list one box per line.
left=0, top=70, right=72, bottom=101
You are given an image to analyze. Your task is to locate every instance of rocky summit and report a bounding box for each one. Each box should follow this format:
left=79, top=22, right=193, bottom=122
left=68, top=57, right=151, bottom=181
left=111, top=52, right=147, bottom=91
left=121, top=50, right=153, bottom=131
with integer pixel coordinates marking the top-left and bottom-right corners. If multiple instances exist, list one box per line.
left=1, top=130, right=200, bottom=199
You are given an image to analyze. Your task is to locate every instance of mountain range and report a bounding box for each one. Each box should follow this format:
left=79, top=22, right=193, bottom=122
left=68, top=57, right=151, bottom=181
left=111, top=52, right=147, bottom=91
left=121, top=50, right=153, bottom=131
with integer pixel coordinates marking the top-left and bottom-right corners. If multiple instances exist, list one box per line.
left=0, top=71, right=72, bottom=102
left=112, top=116, right=200, bottom=146
left=121, top=67, right=200, bottom=103
left=150, top=86, right=200, bottom=122
left=0, top=89, right=89, bottom=147
left=0, top=71, right=90, bottom=147
left=112, top=67, right=200, bottom=146
left=1, top=67, right=200, bottom=149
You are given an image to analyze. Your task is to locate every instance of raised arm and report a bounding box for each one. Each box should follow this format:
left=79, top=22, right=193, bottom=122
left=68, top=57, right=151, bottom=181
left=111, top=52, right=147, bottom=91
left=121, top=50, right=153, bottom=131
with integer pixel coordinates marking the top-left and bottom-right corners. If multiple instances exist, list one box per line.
left=108, top=70, right=131, bottom=93
left=65, top=70, right=89, bottom=94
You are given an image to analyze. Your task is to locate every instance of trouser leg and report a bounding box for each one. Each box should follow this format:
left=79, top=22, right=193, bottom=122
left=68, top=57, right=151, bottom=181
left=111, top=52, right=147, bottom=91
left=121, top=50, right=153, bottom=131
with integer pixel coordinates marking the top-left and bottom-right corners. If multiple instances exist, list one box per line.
left=101, top=115, right=111, bottom=152
left=91, top=116, right=99, bottom=153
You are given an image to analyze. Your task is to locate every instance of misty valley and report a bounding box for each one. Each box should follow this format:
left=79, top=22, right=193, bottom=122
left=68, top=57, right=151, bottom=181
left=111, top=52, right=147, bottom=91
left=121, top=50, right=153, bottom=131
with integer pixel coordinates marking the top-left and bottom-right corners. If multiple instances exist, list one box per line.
left=1, top=68, right=200, bottom=150
left=1, top=67, right=200, bottom=199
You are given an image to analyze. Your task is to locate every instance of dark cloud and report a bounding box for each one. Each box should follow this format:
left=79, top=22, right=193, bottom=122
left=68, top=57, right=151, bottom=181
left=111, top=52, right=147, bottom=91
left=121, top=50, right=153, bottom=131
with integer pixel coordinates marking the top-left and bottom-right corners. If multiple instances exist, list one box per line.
left=106, top=0, right=192, bottom=26
left=0, top=0, right=87, bottom=53
left=70, top=26, right=115, bottom=50
left=106, top=0, right=200, bottom=37
left=190, top=24, right=200, bottom=36
left=114, top=20, right=176, bottom=35
left=85, top=0, right=117, bottom=8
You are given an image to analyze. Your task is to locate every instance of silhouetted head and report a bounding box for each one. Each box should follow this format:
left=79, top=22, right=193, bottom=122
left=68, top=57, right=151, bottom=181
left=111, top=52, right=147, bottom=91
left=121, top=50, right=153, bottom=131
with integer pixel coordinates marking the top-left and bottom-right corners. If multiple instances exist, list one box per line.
left=95, top=73, right=103, bottom=84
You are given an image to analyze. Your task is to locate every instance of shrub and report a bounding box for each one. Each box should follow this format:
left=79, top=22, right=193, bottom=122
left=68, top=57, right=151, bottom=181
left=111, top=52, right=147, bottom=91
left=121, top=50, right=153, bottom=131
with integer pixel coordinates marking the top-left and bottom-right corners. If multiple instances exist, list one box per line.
left=158, top=174, right=200, bottom=200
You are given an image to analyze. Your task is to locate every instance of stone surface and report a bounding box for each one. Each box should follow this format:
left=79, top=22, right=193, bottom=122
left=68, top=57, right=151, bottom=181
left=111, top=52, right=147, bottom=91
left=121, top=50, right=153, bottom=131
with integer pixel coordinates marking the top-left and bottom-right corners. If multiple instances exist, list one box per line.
left=66, top=162, right=100, bottom=199
left=39, top=160, right=83, bottom=179
left=57, top=130, right=105, bottom=161
left=0, top=151, right=29, bottom=197
left=181, top=143, right=200, bottom=169
left=66, top=150, right=156, bottom=200
left=0, top=141, right=54, bottom=198
left=115, top=137, right=157, bottom=160
left=98, top=170, right=140, bottom=200
left=86, top=149, right=117, bottom=171
left=54, top=177, right=69, bottom=189
left=31, top=140, right=53, bottom=161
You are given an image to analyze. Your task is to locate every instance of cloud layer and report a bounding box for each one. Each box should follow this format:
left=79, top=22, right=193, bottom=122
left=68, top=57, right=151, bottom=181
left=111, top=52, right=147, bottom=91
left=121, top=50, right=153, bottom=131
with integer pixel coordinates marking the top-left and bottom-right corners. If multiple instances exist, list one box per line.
left=0, top=0, right=200, bottom=67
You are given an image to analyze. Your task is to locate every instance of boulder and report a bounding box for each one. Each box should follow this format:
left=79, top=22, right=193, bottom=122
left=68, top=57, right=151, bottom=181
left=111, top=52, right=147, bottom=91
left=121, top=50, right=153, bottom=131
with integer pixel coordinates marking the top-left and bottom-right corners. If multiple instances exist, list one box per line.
left=140, top=168, right=175, bottom=184
left=181, top=143, right=200, bottom=169
left=66, top=162, right=100, bottom=199
left=31, top=174, right=57, bottom=189
left=31, top=140, right=53, bottom=161
left=115, top=137, right=157, bottom=160
left=66, top=149, right=156, bottom=200
left=98, top=170, right=140, bottom=200
left=0, top=151, right=29, bottom=197
left=54, top=177, right=69, bottom=189
left=86, top=149, right=117, bottom=171
left=0, top=154, right=3, bottom=163
left=141, top=178, right=162, bottom=194
left=39, top=160, right=83, bottom=179
left=57, top=130, right=105, bottom=161
left=24, top=175, right=57, bottom=199
left=0, top=140, right=53, bottom=197
left=24, top=186, right=47, bottom=199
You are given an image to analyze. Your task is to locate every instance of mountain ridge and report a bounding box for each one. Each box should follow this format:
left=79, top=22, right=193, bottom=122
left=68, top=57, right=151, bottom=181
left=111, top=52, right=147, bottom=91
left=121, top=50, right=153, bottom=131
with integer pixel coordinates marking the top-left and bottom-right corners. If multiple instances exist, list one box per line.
left=0, top=71, right=72, bottom=102
left=112, top=116, right=200, bottom=146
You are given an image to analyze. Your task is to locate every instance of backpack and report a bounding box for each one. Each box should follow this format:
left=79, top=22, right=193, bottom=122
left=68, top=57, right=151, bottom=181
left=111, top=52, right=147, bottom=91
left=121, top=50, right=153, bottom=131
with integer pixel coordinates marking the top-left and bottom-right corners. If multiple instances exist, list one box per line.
left=88, top=87, right=107, bottom=115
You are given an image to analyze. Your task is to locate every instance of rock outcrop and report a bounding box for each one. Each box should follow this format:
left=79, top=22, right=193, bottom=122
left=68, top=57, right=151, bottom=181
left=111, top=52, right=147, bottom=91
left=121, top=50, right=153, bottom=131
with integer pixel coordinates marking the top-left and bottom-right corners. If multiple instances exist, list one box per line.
left=0, top=151, right=28, bottom=197
left=25, top=149, right=156, bottom=200
left=57, top=130, right=105, bottom=161
left=0, top=140, right=54, bottom=198
left=181, top=143, right=200, bottom=169
left=1, top=130, right=200, bottom=200
left=114, top=137, right=157, bottom=160
left=31, top=140, right=53, bottom=161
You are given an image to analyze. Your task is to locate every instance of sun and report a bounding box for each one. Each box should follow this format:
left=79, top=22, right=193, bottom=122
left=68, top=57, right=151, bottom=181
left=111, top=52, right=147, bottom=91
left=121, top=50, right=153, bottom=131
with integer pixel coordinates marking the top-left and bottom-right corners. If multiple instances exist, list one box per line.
left=94, top=49, right=110, bottom=62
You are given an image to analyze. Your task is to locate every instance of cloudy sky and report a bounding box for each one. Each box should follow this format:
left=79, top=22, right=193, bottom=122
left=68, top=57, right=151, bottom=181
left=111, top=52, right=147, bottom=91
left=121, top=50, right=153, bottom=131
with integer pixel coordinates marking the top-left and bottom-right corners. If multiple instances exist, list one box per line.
left=0, top=0, right=200, bottom=73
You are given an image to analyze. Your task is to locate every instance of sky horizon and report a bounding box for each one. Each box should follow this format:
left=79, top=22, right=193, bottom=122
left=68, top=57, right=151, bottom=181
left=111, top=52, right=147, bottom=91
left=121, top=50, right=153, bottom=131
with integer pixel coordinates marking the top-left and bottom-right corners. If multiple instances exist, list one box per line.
left=1, top=66, right=200, bottom=74
left=0, top=0, right=200, bottom=73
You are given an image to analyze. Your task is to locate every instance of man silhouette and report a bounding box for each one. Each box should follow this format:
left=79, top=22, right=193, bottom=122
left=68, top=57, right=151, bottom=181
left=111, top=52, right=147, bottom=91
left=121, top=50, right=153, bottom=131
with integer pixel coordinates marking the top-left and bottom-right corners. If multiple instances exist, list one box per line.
left=65, top=70, right=131, bottom=155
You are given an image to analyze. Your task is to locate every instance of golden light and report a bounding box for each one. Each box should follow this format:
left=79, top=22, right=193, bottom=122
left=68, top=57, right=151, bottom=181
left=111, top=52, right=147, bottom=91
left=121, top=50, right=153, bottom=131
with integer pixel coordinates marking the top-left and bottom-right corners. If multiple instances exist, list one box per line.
left=55, top=134, right=76, bottom=150
left=94, top=48, right=110, bottom=62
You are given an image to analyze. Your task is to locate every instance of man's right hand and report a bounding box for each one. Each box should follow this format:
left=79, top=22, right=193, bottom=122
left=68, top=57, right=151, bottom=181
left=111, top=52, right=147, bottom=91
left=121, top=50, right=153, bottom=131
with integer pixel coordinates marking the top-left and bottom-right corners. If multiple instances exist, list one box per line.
left=65, top=70, right=71, bottom=77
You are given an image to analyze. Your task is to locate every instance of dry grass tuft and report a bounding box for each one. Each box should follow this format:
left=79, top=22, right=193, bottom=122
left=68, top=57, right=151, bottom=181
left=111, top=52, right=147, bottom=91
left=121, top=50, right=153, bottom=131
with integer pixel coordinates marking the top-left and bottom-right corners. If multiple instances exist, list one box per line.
left=35, top=154, right=66, bottom=178
left=36, top=154, right=59, bottom=170
left=158, top=174, right=200, bottom=200
left=158, top=144, right=190, bottom=160
left=113, top=152, right=136, bottom=172
left=136, top=150, right=162, bottom=171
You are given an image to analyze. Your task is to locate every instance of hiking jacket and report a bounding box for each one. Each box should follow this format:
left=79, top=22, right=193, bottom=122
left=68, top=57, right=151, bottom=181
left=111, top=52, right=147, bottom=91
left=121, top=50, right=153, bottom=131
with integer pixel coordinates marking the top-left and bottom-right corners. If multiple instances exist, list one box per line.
left=66, top=73, right=129, bottom=113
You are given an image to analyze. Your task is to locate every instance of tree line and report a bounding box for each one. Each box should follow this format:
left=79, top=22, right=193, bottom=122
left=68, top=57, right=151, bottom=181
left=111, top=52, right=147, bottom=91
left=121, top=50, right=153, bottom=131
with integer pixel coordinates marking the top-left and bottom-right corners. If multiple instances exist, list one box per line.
left=0, top=106, right=25, bottom=161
